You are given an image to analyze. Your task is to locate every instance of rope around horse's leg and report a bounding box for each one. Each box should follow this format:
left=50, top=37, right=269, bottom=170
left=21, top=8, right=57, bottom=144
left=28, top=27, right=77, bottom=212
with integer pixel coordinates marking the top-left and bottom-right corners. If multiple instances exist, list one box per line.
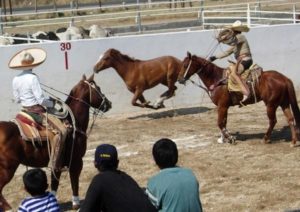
left=221, top=128, right=236, bottom=144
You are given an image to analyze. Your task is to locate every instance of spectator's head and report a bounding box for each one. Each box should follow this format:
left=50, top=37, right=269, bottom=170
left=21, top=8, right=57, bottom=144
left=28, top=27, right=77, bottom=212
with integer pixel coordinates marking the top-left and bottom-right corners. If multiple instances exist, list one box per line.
left=152, top=138, right=178, bottom=169
left=94, top=144, right=119, bottom=171
left=23, top=168, right=48, bottom=196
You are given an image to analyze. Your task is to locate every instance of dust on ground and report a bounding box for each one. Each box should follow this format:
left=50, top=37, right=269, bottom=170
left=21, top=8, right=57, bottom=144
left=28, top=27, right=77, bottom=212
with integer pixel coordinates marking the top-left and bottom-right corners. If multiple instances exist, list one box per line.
left=4, top=102, right=300, bottom=212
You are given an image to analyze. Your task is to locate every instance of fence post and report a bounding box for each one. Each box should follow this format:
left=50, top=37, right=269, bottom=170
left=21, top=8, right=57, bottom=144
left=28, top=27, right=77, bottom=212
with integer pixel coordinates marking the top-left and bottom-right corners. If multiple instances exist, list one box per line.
left=293, top=4, right=296, bottom=24
left=0, top=8, right=3, bottom=35
left=136, top=0, right=142, bottom=33
left=198, top=0, right=204, bottom=26
left=247, top=3, right=251, bottom=27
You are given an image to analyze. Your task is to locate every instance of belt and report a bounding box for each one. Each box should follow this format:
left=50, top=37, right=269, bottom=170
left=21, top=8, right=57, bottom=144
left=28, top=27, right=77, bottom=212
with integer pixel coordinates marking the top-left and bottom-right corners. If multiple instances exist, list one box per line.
left=23, top=105, right=46, bottom=113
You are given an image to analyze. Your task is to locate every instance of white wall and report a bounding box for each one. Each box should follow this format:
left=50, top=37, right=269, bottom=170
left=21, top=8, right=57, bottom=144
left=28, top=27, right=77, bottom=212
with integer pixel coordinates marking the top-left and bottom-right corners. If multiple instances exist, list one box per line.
left=1, top=24, right=300, bottom=120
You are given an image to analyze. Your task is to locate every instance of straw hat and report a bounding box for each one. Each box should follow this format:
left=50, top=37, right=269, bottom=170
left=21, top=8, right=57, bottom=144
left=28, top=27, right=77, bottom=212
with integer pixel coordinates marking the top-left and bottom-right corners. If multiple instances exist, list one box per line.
left=8, top=48, right=47, bottom=70
left=229, top=20, right=249, bottom=32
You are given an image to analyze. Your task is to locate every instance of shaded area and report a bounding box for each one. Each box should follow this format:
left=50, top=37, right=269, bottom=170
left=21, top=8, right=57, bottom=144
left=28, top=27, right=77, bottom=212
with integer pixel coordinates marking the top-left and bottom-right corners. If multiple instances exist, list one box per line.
left=128, top=106, right=212, bottom=119
left=233, top=126, right=291, bottom=143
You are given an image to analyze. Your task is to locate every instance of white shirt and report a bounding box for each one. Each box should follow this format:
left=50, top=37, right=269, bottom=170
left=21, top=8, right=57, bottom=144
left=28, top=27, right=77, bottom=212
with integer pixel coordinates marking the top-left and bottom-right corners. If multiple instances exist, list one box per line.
left=12, top=70, right=53, bottom=107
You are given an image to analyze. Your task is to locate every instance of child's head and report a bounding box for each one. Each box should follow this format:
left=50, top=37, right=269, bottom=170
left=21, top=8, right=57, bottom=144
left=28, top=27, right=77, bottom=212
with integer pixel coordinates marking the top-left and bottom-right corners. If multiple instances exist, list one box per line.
left=152, top=138, right=178, bottom=169
left=23, top=168, right=48, bottom=196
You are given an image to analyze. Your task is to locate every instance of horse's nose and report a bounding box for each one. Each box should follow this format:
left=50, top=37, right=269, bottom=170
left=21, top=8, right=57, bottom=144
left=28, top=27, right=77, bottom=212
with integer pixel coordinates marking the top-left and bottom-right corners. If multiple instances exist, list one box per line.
left=105, top=100, right=112, bottom=111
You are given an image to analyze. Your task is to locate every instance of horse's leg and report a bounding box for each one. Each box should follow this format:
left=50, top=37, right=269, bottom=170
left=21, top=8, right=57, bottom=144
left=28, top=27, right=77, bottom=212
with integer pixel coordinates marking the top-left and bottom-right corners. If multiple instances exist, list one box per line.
left=263, top=105, right=278, bottom=144
left=153, top=80, right=177, bottom=109
left=281, top=105, right=299, bottom=147
left=217, top=105, right=236, bottom=144
left=0, top=163, right=19, bottom=211
left=69, top=159, right=83, bottom=210
left=138, top=94, right=151, bottom=107
left=131, top=89, right=154, bottom=109
left=50, top=170, right=62, bottom=196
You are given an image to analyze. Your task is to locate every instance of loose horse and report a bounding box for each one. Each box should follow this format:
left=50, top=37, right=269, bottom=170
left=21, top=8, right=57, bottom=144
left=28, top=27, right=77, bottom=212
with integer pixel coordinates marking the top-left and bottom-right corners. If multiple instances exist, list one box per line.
left=0, top=74, right=111, bottom=211
left=178, top=52, right=300, bottom=146
left=93, top=48, right=182, bottom=109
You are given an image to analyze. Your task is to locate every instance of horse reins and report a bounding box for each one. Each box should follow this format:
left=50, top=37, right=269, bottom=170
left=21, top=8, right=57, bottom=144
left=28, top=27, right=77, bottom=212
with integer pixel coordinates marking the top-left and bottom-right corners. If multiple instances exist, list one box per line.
left=41, top=81, right=108, bottom=175
left=83, top=80, right=107, bottom=137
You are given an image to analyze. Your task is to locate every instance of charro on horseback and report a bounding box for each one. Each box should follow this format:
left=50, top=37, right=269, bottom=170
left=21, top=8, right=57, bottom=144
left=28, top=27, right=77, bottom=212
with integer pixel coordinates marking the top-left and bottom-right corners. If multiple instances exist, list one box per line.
left=209, top=20, right=262, bottom=106
left=9, top=48, right=69, bottom=171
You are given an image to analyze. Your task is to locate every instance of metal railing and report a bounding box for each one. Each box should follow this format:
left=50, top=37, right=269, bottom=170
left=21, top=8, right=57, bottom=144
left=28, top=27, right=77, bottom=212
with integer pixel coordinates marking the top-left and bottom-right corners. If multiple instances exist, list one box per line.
left=0, top=0, right=299, bottom=36
left=201, top=3, right=300, bottom=29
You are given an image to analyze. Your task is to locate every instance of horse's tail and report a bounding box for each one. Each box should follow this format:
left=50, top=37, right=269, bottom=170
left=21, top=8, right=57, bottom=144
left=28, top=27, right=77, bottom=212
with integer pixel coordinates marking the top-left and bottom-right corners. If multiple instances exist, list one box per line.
left=287, top=79, right=300, bottom=126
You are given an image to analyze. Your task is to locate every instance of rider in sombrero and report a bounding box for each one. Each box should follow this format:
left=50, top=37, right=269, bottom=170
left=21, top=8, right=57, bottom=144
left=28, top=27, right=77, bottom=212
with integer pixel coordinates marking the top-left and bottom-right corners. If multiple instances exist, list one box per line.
left=9, top=48, right=68, bottom=171
left=209, top=20, right=253, bottom=105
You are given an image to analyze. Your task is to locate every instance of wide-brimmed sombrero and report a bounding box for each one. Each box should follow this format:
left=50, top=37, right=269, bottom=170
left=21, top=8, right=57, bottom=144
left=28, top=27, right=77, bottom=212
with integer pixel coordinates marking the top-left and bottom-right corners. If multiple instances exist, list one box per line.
left=8, top=48, right=47, bottom=70
left=227, top=20, right=250, bottom=32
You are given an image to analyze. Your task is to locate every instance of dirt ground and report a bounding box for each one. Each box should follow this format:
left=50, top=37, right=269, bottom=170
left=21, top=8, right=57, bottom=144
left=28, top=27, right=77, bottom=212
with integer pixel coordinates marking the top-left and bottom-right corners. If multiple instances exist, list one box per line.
left=3, top=101, right=300, bottom=212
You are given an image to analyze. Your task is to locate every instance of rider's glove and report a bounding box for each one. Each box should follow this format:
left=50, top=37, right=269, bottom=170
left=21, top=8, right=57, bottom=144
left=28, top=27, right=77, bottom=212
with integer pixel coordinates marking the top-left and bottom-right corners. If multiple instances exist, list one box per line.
left=209, top=56, right=217, bottom=62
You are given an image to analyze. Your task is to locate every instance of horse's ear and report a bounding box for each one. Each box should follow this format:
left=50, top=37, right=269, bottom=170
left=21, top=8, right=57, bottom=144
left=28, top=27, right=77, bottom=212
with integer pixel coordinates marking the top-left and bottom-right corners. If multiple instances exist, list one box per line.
left=82, top=74, right=87, bottom=80
left=187, top=51, right=192, bottom=59
left=87, top=73, right=94, bottom=82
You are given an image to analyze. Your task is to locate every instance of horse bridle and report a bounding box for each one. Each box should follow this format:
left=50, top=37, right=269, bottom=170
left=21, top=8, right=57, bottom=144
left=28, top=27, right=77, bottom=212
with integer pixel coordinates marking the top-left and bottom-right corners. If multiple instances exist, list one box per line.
left=181, top=56, right=213, bottom=97
left=182, top=57, right=209, bottom=81
left=83, top=80, right=108, bottom=112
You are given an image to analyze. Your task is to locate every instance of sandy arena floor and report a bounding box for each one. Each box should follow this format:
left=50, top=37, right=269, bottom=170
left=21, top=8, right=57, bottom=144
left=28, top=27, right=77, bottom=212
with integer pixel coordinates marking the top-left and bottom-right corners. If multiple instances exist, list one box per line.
left=3, top=101, right=300, bottom=212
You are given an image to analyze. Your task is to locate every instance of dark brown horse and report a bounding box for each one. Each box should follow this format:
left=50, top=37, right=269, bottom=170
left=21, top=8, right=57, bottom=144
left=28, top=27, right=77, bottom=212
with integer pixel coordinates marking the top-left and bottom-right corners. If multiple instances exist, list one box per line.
left=93, top=48, right=182, bottom=109
left=0, top=74, right=111, bottom=211
left=178, top=52, right=300, bottom=146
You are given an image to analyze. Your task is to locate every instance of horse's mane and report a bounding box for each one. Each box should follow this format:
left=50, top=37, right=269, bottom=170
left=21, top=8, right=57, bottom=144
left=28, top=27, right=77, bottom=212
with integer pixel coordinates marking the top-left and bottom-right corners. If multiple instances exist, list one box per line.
left=110, top=48, right=141, bottom=62
left=192, top=54, right=224, bottom=79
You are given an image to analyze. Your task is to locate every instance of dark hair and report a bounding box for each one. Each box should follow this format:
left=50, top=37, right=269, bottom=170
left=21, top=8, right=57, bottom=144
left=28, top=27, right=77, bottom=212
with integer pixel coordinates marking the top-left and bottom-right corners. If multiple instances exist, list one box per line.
left=23, top=168, right=48, bottom=196
left=95, top=160, right=119, bottom=172
left=152, top=138, right=178, bottom=169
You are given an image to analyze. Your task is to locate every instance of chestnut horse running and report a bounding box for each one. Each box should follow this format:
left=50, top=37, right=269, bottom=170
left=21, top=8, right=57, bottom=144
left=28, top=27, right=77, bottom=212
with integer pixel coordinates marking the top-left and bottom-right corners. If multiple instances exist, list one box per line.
left=0, top=74, right=111, bottom=211
left=178, top=52, right=300, bottom=146
left=93, top=48, right=182, bottom=109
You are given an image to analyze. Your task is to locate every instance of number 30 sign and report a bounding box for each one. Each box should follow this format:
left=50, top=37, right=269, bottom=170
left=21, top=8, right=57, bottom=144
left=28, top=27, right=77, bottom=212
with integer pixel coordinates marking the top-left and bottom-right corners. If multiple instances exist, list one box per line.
left=60, top=42, right=71, bottom=70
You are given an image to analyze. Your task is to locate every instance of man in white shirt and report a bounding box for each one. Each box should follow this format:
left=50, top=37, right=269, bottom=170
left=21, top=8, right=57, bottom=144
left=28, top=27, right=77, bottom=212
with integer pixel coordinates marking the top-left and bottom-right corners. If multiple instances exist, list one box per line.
left=11, top=48, right=53, bottom=114
left=9, top=48, right=67, bottom=171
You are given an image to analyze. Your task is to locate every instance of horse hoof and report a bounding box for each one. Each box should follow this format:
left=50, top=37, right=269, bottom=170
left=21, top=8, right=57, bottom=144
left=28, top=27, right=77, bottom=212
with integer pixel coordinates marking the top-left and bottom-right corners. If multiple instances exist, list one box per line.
left=262, top=139, right=271, bottom=144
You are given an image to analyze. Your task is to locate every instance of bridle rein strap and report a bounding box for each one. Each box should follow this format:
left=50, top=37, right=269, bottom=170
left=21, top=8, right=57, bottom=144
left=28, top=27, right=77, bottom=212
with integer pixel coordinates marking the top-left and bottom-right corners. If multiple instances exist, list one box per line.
left=83, top=80, right=107, bottom=137
left=182, top=57, right=212, bottom=97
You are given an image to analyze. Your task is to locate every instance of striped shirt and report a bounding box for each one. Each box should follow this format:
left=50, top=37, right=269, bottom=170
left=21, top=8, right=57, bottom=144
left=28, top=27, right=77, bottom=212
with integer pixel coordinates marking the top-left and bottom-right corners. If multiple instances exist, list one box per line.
left=18, top=192, right=60, bottom=212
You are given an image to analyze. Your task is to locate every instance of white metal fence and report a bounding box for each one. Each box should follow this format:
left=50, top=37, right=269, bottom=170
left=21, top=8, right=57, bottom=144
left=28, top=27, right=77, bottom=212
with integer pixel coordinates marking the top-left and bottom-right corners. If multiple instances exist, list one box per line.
left=0, top=0, right=299, bottom=36
left=201, top=2, right=300, bottom=28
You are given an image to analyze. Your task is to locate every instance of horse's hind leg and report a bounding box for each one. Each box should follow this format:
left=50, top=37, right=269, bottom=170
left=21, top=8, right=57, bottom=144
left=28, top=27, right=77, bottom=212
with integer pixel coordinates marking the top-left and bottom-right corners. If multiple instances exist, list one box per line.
left=131, top=89, right=154, bottom=109
left=281, top=105, right=299, bottom=147
left=263, top=105, right=278, bottom=144
left=138, top=94, right=151, bottom=107
left=153, top=83, right=177, bottom=109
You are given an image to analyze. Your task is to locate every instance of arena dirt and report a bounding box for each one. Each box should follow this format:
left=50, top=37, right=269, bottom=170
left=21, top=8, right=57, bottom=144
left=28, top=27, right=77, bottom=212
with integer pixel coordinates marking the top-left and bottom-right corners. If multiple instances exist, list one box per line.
left=4, top=101, right=300, bottom=212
